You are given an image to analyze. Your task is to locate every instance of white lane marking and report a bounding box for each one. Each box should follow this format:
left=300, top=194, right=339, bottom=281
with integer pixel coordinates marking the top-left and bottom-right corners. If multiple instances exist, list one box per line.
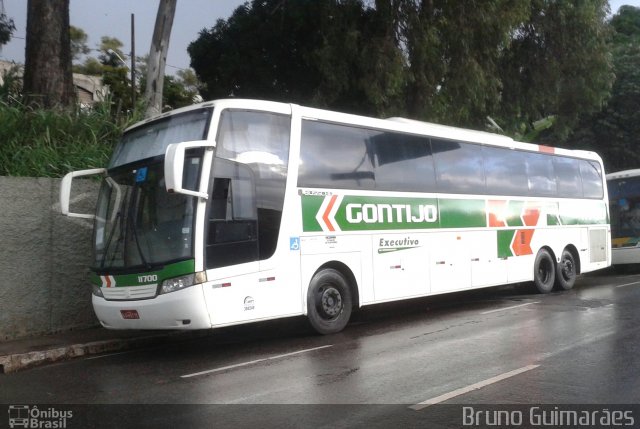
left=180, top=344, right=333, bottom=379
left=616, top=281, right=640, bottom=288
left=410, top=364, right=540, bottom=411
left=481, top=302, right=540, bottom=315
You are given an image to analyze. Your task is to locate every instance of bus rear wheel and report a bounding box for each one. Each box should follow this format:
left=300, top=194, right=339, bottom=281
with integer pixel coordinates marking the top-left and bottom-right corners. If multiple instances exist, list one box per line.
left=307, top=268, right=352, bottom=335
left=533, top=248, right=555, bottom=294
left=554, top=249, right=577, bottom=291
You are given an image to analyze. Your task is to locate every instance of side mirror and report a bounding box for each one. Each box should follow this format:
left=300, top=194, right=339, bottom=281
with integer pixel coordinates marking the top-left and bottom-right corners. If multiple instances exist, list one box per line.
left=60, top=168, right=106, bottom=218
left=165, top=140, right=215, bottom=199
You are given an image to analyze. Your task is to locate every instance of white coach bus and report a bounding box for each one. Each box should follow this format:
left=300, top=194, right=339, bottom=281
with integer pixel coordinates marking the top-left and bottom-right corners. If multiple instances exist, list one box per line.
left=606, top=169, right=640, bottom=266
left=60, top=99, right=610, bottom=334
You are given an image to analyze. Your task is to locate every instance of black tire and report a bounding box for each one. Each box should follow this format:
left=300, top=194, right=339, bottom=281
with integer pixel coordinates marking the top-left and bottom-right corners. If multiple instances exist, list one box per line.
left=533, top=248, right=555, bottom=294
left=554, top=249, right=577, bottom=291
left=307, top=268, right=352, bottom=335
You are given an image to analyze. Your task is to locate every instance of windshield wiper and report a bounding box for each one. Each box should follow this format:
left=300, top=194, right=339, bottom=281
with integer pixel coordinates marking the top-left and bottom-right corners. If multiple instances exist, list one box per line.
left=101, top=187, right=129, bottom=269
left=129, top=185, right=153, bottom=271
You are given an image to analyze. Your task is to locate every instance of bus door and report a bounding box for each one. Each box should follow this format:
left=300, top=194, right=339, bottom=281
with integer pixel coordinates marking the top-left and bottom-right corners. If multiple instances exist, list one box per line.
left=202, top=159, right=263, bottom=325
left=202, top=157, right=302, bottom=325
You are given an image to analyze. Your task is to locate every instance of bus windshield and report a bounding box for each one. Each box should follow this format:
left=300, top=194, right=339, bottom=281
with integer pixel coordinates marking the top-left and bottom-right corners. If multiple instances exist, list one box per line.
left=608, top=175, right=640, bottom=239
left=92, top=108, right=212, bottom=272
left=109, top=108, right=212, bottom=168
left=94, top=160, right=200, bottom=272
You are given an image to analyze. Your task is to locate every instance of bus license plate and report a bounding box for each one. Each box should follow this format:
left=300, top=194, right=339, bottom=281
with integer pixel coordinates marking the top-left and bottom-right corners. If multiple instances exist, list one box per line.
left=120, top=310, right=140, bottom=319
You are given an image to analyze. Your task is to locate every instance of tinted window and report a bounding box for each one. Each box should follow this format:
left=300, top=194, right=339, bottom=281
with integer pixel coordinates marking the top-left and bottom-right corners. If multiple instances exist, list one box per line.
left=372, top=132, right=436, bottom=192
left=215, top=110, right=291, bottom=261
left=553, top=157, right=583, bottom=198
left=608, top=176, right=640, bottom=200
left=206, top=159, right=258, bottom=269
left=432, top=139, right=485, bottom=193
left=580, top=160, right=604, bottom=199
left=483, top=146, right=528, bottom=196
left=299, top=120, right=375, bottom=189
left=525, top=152, right=557, bottom=196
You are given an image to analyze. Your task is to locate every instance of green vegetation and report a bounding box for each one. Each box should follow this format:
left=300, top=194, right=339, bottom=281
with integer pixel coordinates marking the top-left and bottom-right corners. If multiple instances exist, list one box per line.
left=565, top=5, right=640, bottom=172
left=0, top=92, right=140, bottom=177
left=189, top=0, right=612, bottom=143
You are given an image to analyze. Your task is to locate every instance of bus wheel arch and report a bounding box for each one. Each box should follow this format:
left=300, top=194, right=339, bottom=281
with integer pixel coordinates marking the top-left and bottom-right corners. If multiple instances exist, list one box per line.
left=554, top=245, right=579, bottom=291
left=306, top=262, right=358, bottom=335
left=533, top=247, right=556, bottom=294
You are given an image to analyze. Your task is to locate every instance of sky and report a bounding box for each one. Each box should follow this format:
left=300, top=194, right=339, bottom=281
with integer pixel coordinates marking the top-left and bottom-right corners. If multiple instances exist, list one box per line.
left=0, top=0, right=246, bottom=74
left=1, top=0, right=639, bottom=75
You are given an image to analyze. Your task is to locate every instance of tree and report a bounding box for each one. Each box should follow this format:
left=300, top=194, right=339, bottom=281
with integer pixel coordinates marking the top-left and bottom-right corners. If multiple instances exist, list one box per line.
left=189, top=0, right=613, bottom=137
left=73, top=36, right=136, bottom=113
left=0, top=12, right=15, bottom=46
left=138, top=62, right=200, bottom=111
left=189, top=0, right=399, bottom=115
left=162, top=74, right=198, bottom=110
left=97, top=37, right=134, bottom=113
left=70, top=26, right=90, bottom=62
left=23, top=0, right=75, bottom=108
left=497, top=0, right=613, bottom=142
left=145, top=0, right=177, bottom=118
left=565, top=6, right=640, bottom=171
left=400, top=0, right=530, bottom=127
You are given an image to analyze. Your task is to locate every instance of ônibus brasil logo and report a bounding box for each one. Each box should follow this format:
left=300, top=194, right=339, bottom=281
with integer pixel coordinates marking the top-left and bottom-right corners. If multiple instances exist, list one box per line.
left=8, top=405, right=73, bottom=428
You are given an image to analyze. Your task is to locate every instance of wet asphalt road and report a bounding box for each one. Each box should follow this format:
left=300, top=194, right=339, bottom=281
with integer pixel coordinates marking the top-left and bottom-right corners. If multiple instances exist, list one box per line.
left=1, top=269, right=640, bottom=428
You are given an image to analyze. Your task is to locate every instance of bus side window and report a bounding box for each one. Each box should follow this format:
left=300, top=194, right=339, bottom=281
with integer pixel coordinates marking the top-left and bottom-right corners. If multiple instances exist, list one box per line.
left=580, top=160, right=604, bottom=199
left=206, top=159, right=259, bottom=269
left=553, top=157, right=583, bottom=198
left=432, top=138, right=485, bottom=194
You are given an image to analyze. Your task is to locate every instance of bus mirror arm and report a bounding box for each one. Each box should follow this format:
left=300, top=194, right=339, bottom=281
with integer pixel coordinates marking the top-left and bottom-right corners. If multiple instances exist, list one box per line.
left=60, top=168, right=107, bottom=218
left=164, top=140, right=215, bottom=200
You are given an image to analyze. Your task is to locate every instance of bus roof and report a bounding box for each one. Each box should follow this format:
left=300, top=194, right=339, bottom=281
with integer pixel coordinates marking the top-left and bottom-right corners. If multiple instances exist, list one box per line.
left=124, top=98, right=604, bottom=163
left=606, top=169, right=640, bottom=180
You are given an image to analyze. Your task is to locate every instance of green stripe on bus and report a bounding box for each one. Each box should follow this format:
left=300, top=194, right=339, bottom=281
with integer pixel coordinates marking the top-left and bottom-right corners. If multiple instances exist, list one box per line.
left=91, top=259, right=196, bottom=287
left=300, top=194, right=608, bottom=233
left=438, top=198, right=486, bottom=229
left=546, top=202, right=561, bottom=226
left=506, top=201, right=524, bottom=227
left=497, top=230, right=516, bottom=258
left=301, top=194, right=324, bottom=232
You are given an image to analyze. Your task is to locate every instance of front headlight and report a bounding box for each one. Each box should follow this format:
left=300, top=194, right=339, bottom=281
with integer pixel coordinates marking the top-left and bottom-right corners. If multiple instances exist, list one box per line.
left=91, top=284, right=104, bottom=297
left=160, top=271, right=207, bottom=294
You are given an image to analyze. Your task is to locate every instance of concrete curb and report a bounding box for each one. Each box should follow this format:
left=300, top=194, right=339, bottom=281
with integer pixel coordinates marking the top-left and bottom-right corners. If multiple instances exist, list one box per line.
left=0, top=331, right=210, bottom=374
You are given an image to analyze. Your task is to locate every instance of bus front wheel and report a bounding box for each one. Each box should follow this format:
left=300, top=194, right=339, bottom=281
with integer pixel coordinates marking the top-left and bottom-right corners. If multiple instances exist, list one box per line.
left=307, top=268, right=352, bottom=335
left=554, top=249, right=577, bottom=291
left=533, top=249, right=555, bottom=294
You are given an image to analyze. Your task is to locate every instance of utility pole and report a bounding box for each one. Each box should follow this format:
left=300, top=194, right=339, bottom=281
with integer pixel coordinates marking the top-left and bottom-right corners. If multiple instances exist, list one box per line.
left=131, top=13, right=136, bottom=105
left=144, top=0, right=176, bottom=118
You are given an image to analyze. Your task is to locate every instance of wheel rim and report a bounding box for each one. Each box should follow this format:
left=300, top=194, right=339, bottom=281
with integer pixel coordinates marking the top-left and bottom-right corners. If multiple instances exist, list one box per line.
left=560, top=256, right=575, bottom=281
left=317, top=285, right=343, bottom=319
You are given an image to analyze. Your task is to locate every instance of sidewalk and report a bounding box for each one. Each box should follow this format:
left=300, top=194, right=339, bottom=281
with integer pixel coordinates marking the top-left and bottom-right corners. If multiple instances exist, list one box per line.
left=0, top=327, right=206, bottom=374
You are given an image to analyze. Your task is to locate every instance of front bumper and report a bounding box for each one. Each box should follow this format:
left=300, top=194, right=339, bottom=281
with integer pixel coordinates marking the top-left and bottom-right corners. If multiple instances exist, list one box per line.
left=92, top=284, right=211, bottom=329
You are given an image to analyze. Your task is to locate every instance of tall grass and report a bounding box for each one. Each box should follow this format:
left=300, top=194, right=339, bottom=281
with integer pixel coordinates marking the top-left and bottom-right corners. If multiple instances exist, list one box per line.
left=0, top=98, right=142, bottom=177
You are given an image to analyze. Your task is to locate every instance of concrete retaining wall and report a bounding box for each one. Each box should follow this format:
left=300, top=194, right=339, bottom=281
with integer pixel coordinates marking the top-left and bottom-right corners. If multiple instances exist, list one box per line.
left=0, top=176, right=100, bottom=341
